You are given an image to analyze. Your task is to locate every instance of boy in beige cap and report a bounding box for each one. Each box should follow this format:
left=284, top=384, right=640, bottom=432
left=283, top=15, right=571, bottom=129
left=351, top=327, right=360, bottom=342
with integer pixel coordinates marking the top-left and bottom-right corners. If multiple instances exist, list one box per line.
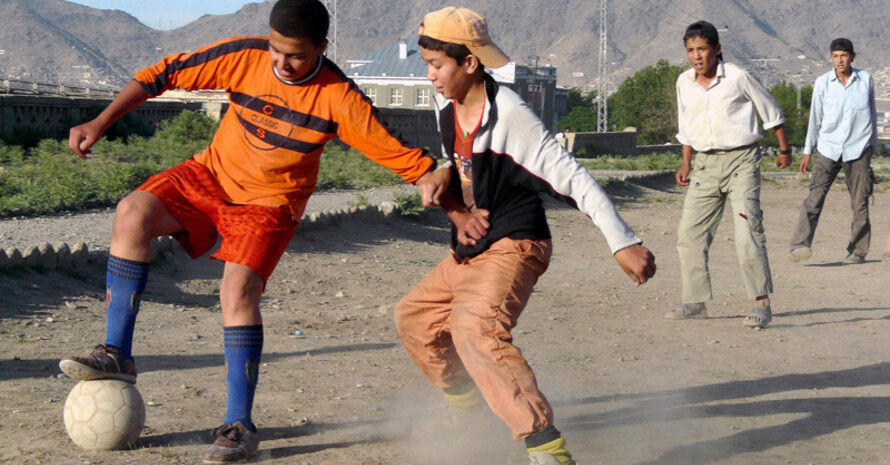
left=393, top=6, right=656, bottom=465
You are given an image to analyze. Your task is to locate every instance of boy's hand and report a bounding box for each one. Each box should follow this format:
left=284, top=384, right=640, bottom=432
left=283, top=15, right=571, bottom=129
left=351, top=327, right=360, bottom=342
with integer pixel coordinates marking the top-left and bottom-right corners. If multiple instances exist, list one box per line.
left=69, top=119, right=106, bottom=159
left=454, top=209, right=490, bottom=246
left=799, top=154, right=811, bottom=174
left=416, top=168, right=450, bottom=207
left=776, top=153, right=791, bottom=169
left=675, top=162, right=691, bottom=186
left=613, top=244, right=656, bottom=286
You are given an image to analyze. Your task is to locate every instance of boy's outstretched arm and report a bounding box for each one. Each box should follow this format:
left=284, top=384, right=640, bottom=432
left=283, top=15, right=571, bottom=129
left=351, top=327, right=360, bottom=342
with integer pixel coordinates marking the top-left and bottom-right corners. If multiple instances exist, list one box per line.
left=69, top=81, right=150, bottom=158
left=415, top=166, right=451, bottom=207
left=614, top=244, right=656, bottom=286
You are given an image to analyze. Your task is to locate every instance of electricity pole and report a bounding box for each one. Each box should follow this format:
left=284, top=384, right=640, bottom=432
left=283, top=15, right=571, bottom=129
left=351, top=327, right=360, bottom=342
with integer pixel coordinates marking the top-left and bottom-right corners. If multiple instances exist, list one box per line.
left=530, top=56, right=539, bottom=118
left=596, top=0, right=608, bottom=133
left=322, top=0, right=338, bottom=64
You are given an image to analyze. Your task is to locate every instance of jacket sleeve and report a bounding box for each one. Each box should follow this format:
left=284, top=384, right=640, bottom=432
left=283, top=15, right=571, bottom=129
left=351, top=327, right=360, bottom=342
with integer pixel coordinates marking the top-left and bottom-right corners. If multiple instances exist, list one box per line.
left=334, top=85, right=435, bottom=184
left=133, top=36, right=268, bottom=96
left=505, top=99, right=642, bottom=254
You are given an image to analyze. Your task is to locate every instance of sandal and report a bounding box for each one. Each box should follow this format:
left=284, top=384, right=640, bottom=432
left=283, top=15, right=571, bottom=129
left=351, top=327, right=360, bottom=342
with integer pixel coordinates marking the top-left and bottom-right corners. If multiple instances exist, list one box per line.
left=664, top=303, right=708, bottom=320
left=743, top=306, right=772, bottom=329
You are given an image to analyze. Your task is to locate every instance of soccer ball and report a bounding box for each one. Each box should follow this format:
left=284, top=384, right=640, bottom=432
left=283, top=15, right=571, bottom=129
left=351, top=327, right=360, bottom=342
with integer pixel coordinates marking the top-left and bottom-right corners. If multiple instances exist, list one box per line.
left=63, top=379, right=146, bottom=450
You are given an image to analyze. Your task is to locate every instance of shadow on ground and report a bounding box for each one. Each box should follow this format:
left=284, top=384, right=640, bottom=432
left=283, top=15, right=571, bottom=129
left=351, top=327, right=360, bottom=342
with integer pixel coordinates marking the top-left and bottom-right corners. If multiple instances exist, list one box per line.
left=556, top=361, right=890, bottom=465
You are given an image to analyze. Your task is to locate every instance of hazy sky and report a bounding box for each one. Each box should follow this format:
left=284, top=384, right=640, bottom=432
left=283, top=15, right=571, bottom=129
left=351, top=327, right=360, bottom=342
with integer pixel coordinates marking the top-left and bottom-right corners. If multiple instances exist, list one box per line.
left=68, top=1, right=262, bottom=30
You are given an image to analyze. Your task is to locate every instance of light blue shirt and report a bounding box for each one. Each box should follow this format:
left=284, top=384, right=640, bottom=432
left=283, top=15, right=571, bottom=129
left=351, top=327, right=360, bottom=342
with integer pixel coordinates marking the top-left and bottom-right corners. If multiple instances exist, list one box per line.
left=803, top=68, right=877, bottom=161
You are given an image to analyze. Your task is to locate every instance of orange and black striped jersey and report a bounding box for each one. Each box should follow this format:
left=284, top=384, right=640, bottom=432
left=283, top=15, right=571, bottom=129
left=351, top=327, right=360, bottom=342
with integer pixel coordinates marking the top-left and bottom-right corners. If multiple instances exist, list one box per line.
left=133, top=36, right=435, bottom=219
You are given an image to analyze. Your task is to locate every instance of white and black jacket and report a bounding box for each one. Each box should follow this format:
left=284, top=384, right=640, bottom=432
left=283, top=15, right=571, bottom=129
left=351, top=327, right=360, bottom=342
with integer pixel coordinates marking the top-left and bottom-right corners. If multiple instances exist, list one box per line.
left=435, top=74, right=641, bottom=259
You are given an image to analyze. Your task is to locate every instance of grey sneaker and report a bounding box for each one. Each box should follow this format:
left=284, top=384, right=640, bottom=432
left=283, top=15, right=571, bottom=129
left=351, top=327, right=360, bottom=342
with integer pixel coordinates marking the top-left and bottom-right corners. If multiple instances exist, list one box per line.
left=59, top=344, right=137, bottom=384
left=202, top=421, right=259, bottom=463
left=529, top=451, right=577, bottom=465
left=843, top=252, right=865, bottom=264
left=788, top=246, right=812, bottom=263
left=664, top=303, right=708, bottom=320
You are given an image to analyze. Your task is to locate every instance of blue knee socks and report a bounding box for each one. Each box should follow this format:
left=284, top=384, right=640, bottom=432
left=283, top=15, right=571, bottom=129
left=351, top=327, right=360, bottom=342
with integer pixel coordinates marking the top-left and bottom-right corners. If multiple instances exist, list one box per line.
left=224, top=325, right=263, bottom=432
left=105, top=255, right=150, bottom=359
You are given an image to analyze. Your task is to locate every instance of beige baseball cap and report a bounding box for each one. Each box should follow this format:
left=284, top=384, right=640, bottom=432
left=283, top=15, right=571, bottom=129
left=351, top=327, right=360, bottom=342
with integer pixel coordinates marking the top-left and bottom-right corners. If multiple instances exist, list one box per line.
left=418, top=7, right=509, bottom=68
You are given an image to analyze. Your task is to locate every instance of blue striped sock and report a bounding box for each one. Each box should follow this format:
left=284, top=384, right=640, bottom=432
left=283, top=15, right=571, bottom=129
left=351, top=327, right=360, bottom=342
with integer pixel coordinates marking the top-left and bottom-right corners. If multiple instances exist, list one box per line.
left=105, top=255, right=150, bottom=359
left=224, top=325, right=263, bottom=432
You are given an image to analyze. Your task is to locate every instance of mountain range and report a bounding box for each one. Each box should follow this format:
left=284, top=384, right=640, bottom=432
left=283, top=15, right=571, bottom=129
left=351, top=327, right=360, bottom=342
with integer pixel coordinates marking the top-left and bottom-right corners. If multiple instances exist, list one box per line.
left=1, top=0, right=888, bottom=94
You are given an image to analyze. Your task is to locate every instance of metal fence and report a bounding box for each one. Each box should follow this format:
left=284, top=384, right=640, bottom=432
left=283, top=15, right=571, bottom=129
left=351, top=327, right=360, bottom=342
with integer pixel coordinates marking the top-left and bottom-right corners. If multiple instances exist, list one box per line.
left=0, top=78, right=116, bottom=98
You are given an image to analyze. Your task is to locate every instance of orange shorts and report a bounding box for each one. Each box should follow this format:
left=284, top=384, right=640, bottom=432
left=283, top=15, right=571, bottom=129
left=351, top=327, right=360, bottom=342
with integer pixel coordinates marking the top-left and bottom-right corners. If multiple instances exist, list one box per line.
left=136, top=159, right=297, bottom=282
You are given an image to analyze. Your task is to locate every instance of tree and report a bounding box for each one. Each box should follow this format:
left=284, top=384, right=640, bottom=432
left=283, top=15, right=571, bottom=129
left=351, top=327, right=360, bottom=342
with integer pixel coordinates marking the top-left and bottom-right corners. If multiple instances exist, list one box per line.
left=761, top=81, right=813, bottom=148
left=607, top=60, right=686, bottom=144
left=555, top=88, right=597, bottom=132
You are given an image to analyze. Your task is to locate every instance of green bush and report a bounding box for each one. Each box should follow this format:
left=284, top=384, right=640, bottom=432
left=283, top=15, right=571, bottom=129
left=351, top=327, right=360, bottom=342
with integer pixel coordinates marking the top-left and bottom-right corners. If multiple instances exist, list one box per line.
left=0, top=141, right=25, bottom=164
left=393, top=191, right=427, bottom=219
left=316, top=144, right=402, bottom=190
left=0, top=111, right=218, bottom=217
left=0, top=112, right=425, bottom=217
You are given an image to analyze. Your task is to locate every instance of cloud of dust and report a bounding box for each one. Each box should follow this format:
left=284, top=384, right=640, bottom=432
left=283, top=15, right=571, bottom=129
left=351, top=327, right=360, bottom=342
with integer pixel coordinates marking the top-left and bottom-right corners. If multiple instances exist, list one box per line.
left=363, top=382, right=522, bottom=465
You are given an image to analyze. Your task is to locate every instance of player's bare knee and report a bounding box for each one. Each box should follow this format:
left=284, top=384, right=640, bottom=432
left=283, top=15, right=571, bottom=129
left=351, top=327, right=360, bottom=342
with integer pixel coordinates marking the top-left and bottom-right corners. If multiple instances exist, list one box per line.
left=220, top=274, right=263, bottom=309
left=114, top=195, right=155, bottom=231
left=111, top=196, right=156, bottom=243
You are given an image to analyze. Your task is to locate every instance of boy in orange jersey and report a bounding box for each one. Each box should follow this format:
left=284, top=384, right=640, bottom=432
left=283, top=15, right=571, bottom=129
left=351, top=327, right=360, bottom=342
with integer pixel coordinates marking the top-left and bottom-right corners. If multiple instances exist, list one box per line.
left=394, top=7, right=656, bottom=465
left=58, top=0, right=447, bottom=461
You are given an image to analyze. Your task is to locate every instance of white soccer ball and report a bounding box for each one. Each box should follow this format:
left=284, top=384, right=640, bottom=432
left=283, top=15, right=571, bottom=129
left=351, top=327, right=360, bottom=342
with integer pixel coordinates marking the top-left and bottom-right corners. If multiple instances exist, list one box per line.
left=63, top=379, right=146, bottom=450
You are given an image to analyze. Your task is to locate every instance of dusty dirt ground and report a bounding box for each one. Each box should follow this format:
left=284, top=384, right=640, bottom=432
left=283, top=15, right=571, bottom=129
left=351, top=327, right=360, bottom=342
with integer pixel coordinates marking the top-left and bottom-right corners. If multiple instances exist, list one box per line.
left=2, top=173, right=890, bottom=465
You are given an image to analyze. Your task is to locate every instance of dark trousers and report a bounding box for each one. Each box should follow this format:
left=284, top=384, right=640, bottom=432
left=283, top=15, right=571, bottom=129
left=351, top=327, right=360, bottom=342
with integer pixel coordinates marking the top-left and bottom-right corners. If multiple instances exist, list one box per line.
left=790, top=147, right=873, bottom=257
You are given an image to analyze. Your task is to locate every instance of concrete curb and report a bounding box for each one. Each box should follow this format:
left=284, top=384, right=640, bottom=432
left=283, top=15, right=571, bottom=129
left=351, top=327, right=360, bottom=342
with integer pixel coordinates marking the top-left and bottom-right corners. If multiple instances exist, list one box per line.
left=0, top=170, right=670, bottom=274
left=0, top=202, right=402, bottom=274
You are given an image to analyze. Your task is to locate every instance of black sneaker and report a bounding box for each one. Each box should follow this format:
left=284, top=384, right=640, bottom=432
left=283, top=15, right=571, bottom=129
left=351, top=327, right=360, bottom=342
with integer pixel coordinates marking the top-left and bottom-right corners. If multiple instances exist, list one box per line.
left=59, top=344, right=137, bottom=384
left=203, top=421, right=259, bottom=463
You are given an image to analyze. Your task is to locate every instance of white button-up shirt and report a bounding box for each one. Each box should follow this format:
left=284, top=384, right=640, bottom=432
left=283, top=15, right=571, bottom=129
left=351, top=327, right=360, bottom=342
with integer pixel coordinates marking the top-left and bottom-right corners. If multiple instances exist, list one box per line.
left=802, top=68, right=877, bottom=161
left=676, top=61, right=785, bottom=152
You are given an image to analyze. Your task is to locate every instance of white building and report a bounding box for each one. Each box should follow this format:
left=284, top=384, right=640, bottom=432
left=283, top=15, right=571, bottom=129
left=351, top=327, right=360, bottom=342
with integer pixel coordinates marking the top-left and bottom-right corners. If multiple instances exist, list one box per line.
left=345, top=37, right=567, bottom=130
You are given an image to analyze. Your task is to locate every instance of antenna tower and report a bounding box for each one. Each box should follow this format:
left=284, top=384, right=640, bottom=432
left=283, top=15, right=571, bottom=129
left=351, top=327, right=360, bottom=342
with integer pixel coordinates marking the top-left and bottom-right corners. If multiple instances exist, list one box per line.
left=596, top=0, right=608, bottom=133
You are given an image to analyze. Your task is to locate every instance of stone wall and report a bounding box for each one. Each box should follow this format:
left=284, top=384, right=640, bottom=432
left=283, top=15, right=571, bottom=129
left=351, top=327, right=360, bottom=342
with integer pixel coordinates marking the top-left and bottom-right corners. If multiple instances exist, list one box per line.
left=0, top=95, right=440, bottom=157
left=376, top=107, right=440, bottom=156
left=565, top=131, right=682, bottom=157
left=0, top=95, right=205, bottom=140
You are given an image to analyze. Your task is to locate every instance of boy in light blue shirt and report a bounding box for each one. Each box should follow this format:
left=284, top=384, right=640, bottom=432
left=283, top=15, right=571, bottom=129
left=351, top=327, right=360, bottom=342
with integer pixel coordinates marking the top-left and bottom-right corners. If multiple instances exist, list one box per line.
left=789, top=38, right=877, bottom=264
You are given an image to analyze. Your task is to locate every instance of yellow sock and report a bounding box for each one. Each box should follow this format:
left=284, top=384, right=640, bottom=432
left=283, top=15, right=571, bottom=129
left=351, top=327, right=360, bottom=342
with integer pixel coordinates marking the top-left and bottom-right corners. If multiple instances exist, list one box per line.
left=527, top=437, right=576, bottom=465
left=443, top=386, right=485, bottom=411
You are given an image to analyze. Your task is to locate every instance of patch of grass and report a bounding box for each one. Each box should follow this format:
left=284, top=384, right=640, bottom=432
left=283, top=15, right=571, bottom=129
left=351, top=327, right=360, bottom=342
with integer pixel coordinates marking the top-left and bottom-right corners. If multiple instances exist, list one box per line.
left=393, top=192, right=427, bottom=219
left=576, top=152, right=850, bottom=174
left=577, top=152, right=681, bottom=171
left=0, top=114, right=414, bottom=217
left=0, top=111, right=215, bottom=217
left=598, top=176, right=628, bottom=190
left=316, top=145, right=401, bottom=190
left=348, top=193, right=371, bottom=207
